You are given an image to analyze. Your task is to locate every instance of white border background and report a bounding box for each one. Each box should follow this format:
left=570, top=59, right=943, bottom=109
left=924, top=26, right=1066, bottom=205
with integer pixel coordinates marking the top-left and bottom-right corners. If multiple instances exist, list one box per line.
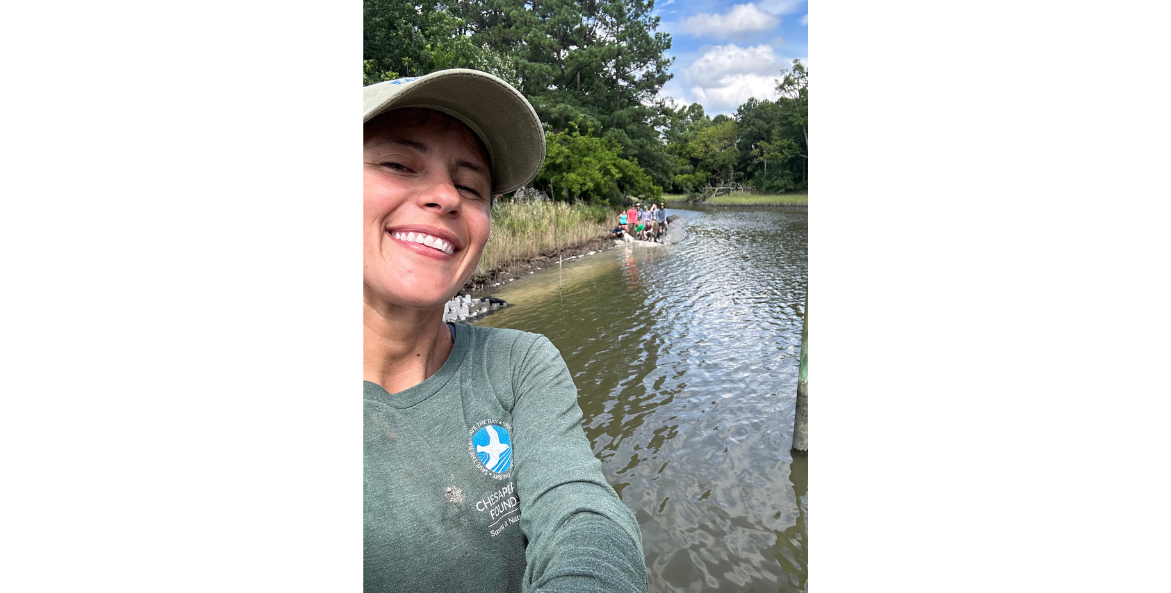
left=2, top=0, right=1169, bottom=590
left=815, top=1, right=1171, bottom=591
left=2, top=1, right=361, bottom=589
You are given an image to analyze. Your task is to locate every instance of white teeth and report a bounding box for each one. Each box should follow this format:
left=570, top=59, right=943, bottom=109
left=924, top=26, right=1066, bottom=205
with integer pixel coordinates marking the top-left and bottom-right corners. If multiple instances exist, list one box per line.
left=393, top=230, right=455, bottom=255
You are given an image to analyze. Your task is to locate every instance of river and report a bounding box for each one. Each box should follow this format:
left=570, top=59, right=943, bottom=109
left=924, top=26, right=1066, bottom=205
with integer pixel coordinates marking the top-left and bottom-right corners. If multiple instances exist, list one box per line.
left=474, top=206, right=808, bottom=592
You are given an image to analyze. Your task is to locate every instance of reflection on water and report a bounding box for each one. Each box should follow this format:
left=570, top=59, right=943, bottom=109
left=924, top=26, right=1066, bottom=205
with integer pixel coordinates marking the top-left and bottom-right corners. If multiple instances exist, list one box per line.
left=475, top=208, right=808, bottom=592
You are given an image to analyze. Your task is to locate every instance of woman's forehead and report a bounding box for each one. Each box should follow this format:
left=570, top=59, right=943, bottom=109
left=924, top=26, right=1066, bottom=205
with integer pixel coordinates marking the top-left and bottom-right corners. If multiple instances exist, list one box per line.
left=365, top=109, right=488, bottom=161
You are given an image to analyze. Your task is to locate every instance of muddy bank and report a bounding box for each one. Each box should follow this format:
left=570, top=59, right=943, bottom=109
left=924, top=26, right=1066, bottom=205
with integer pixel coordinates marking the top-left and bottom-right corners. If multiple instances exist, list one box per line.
left=461, top=235, right=617, bottom=294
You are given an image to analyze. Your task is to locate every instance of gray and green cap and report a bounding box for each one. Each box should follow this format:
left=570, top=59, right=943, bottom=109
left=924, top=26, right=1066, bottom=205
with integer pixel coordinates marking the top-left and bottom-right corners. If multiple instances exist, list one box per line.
left=363, top=69, right=546, bottom=196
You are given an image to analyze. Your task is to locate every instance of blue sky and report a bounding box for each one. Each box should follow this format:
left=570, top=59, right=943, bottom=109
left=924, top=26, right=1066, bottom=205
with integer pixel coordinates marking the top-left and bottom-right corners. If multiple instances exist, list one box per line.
left=652, top=0, right=808, bottom=116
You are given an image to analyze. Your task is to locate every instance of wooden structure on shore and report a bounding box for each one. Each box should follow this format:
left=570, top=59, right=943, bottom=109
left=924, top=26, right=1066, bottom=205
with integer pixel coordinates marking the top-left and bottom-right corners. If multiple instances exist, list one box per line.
left=698, top=181, right=756, bottom=200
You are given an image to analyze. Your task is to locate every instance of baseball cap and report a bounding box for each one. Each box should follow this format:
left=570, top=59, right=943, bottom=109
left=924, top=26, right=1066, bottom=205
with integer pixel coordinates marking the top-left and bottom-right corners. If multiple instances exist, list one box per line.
left=363, top=69, right=546, bottom=195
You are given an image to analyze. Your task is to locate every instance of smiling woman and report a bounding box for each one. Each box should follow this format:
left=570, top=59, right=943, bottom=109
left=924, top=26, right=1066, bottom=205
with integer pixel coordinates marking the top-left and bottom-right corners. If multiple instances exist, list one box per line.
left=362, top=70, right=649, bottom=593
left=363, top=108, right=493, bottom=313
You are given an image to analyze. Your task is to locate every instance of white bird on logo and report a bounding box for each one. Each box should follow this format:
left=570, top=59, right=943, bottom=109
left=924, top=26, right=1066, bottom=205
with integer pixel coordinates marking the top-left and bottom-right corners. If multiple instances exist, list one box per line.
left=477, top=425, right=510, bottom=470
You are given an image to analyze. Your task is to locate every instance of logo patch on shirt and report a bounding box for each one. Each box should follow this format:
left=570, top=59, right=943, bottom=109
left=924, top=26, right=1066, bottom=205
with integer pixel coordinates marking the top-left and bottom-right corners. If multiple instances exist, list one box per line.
left=468, top=420, right=513, bottom=478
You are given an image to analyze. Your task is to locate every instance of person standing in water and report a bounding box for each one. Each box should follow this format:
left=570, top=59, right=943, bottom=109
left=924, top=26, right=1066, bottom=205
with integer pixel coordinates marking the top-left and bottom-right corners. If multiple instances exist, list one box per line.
left=655, top=202, right=668, bottom=242
left=363, top=69, right=648, bottom=593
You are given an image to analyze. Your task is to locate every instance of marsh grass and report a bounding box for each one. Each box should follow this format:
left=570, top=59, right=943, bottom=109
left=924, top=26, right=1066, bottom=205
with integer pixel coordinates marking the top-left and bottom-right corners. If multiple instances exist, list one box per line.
left=662, top=193, right=808, bottom=205
left=479, top=201, right=612, bottom=272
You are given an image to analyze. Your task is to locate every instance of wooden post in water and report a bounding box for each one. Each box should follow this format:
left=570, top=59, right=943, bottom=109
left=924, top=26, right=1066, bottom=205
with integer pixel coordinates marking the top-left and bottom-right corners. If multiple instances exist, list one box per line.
left=557, top=208, right=562, bottom=290
left=792, top=300, right=808, bottom=453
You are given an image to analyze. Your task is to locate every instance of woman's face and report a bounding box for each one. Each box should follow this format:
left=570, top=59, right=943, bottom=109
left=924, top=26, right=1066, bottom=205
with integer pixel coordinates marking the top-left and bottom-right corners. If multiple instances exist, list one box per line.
left=363, top=110, right=492, bottom=311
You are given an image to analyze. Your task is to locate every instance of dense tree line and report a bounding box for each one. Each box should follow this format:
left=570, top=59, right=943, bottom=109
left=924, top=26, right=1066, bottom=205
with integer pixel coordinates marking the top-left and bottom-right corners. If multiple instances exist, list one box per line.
left=672, top=61, right=808, bottom=196
left=364, top=0, right=808, bottom=203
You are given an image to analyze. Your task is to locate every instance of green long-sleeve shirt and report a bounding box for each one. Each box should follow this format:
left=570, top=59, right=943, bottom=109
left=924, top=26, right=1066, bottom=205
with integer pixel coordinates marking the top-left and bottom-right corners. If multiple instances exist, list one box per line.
left=364, top=324, right=648, bottom=593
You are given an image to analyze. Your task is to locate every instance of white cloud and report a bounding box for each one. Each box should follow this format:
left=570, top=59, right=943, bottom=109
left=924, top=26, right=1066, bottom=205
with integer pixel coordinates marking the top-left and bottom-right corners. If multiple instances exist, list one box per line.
left=659, top=0, right=675, bottom=6
left=689, top=74, right=780, bottom=113
left=678, top=4, right=780, bottom=38
left=800, top=14, right=808, bottom=25
left=666, top=45, right=805, bottom=115
left=684, top=44, right=783, bottom=87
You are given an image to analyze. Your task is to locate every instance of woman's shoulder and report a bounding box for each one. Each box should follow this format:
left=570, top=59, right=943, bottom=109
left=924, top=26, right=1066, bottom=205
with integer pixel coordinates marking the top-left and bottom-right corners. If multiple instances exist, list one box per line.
left=459, top=325, right=565, bottom=386
left=461, top=324, right=554, bottom=357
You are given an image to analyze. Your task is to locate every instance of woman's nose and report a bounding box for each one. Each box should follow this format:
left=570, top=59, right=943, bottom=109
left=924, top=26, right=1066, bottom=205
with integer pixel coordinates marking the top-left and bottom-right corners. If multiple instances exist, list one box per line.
left=417, top=175, right=462, bottom=214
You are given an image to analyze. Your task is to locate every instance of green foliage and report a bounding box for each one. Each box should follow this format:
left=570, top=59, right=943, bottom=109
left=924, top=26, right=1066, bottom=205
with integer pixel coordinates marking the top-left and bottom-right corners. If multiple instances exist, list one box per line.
left=363, top=60, right=398, bottom=86
left=662, top=61, right=809, bottom=196
left=535, top=121, right=661, bottom=205
left=473, top=0, right=676, bottom=187
left=691, top=119, right=740, bottom=185
left=742, top=59, right=808, bottom=192
left=363, top=0, right=433, bottom=82
left=363, top=1, right=519, bottom=86
left=424, top=10, right=520, bottom=87
left=666, top=109, right=740, bottom=196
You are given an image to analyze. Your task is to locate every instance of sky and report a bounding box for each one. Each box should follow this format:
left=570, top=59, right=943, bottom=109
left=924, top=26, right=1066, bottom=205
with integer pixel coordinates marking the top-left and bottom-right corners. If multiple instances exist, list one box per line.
left=652, top=0, right=808, bottom=116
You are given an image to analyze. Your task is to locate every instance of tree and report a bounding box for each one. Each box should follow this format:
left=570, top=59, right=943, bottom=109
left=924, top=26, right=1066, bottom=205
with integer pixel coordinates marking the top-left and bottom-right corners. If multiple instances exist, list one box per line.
left=363, top=0, right=434, bottom=83
left=461, top=0, right=675, bottom=186
left=534, top=120, right=661, bottom=205
left=725, top=61, right=809, bottom=193
left=364, top=1, right=519, bottom=85
left=773, top=59, right=808, bottom=187
left=690, top=118, right=739, bottom=190
left=663, top=102, right=708, bottom=194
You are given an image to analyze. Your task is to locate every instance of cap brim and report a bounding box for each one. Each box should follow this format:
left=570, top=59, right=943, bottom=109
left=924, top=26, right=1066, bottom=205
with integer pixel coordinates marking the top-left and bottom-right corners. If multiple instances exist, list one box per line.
left=364, top=70, right=546, bottom=195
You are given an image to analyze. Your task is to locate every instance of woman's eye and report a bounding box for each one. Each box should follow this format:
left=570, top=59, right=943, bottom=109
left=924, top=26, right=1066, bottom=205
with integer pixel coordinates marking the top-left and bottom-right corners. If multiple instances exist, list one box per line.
left=381, top=162, right=408, bottom=171
left=458, top=185, right=486, bottom=199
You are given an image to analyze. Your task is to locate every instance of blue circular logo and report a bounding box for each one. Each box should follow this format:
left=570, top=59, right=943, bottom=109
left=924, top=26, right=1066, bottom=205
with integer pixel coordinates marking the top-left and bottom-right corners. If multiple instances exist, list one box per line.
left=472, top=424, right=512, bottom=473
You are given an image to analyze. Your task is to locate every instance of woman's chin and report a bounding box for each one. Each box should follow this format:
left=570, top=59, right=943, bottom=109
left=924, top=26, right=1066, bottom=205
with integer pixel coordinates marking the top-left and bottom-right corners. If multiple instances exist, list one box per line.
left=392, top=289, right=458, bottom=312
left=365, top=281, right=459, bottom=314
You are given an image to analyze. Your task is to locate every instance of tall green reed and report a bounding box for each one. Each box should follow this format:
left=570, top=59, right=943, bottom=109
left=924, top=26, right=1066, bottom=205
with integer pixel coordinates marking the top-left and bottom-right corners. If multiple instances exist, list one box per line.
left=478, top=201, right=612, bottom=272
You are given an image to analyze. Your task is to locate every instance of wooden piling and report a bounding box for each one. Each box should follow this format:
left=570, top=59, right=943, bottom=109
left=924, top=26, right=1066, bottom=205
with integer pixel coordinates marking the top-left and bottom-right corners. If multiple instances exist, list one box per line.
left=792, top=300, right=808, bottom=453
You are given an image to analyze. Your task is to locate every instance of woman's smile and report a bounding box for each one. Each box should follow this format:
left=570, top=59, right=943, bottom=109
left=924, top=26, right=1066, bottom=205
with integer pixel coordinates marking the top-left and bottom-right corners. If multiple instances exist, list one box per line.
left=387, top=225, right=460, bottom=257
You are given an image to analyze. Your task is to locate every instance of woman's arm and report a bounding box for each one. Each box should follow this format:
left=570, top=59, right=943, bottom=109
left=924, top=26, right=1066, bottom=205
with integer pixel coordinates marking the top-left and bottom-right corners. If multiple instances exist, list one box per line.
left=510, top=336, right=648, bottom=593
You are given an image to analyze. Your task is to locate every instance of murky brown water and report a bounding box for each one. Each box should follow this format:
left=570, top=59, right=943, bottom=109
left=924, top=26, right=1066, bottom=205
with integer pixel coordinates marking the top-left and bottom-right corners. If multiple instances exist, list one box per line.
left=475, top=207, right=808, bottom=592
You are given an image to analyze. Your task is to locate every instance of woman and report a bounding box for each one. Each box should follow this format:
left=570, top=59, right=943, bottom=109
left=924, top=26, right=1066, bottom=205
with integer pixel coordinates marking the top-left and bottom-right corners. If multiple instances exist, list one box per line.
left=613, top=211, right=629, bottom=240
left=363, top=70, right=648, bottom=593
left=656, top=202, right=668, bottom=242
left=626, top=204, right=639, bottom=236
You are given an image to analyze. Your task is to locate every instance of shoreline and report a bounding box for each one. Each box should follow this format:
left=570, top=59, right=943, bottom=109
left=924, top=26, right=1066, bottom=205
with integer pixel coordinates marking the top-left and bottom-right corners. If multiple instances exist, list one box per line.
left=461, top=235, right=618, bottom=294
left=672, top=202, right=807, bottom=209
left=663, top=193, right=807, bottom=209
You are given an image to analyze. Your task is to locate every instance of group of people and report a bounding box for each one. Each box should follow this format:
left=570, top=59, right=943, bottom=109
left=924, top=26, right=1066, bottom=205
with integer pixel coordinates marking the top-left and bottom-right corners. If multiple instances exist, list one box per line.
left=612, top=202, right=668, bottom=242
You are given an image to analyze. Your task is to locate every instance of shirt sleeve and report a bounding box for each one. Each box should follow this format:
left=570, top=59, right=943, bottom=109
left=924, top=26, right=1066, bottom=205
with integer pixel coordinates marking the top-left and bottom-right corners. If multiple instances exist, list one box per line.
left=510, top=335, right=649, bottom=593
